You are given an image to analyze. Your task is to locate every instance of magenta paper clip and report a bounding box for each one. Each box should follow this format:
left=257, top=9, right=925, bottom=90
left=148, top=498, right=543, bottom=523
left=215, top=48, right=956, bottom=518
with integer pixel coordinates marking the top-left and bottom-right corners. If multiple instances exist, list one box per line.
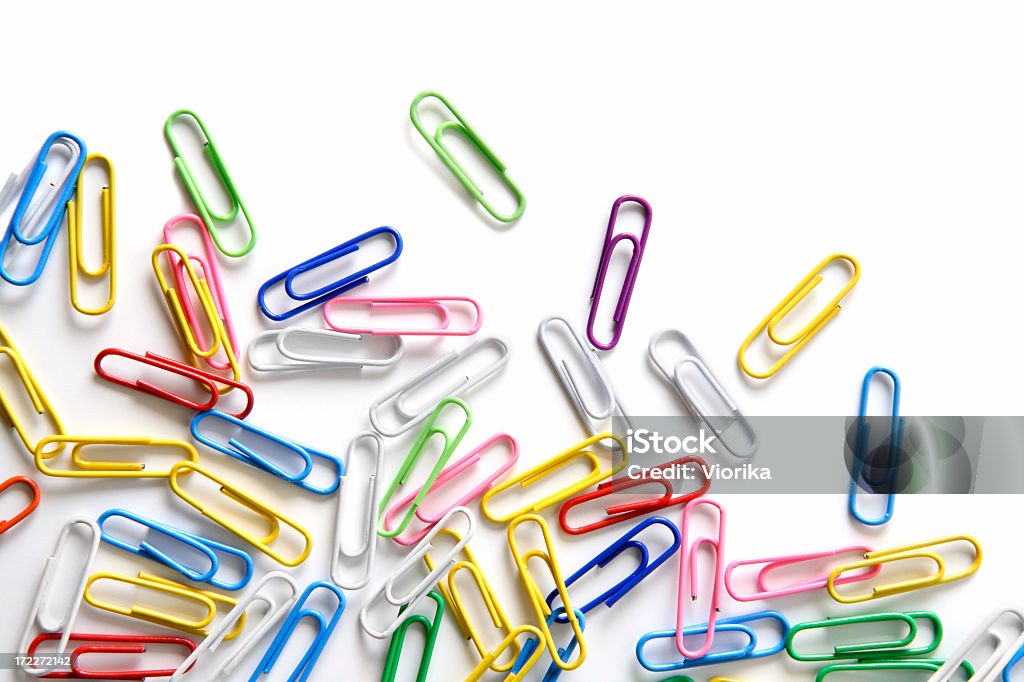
left=323, top=296, right=483, bottom=336
left=725, top=544, right=882, bottom=602
left=677, top=498, right=726, bottom=659
left=586, top=195, right=652, bottom=351
left=381, top=434, right=518, bottom=546
left=162, top=214, right=239, bottom=372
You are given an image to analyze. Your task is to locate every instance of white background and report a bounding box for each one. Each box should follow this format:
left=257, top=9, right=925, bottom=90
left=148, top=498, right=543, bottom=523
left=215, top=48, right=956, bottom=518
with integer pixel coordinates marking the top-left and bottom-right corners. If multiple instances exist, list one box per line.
left=1, top=2, right=1022, bottom=680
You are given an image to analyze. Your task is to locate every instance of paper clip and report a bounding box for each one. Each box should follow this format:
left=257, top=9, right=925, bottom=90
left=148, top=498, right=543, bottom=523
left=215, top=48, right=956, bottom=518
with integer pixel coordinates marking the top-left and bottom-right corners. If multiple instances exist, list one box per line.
left=649, top=329, right=758, bottom=458
left=538, top=316, right=630, bottom=436
left=559, top=454, right=709, bottom=535
left=34, top=435, right=198, bottom=479
left=786, top=611, right=941, bottom=662
left=370, top=335, right=510, bottom=437
left=510, top=607, right=586, bottom=682
left=546, top=517, right=680, bottom=621
left=378, top=397, right=473, bottom=539
left=257, top=227, right=403, bottom=321
left=246, top=328, right=404, bottom=372
left=737, top=254, right=860, bottom=379
left=191, top=410, right=343, bottom=495
left=361, top=507, right=475, bottom=639
left=165, top=110, right=256, bottom=257
left=168, top=461, right=314, bottom=567
left=0, top=325, right=65, bottom=455
left=94, top=348, right=254, bottom=419
left=818, top=660, right=950, bottom=680
left=67, top=154, right=116, bottom=315
left=333, top=433, right=383, bottom=590
left=384, top=433, right=517, bottom=545
left=827, top=535, right=982, bottom=604
left=98, top=508, right=253, bottom=591
left=1005, top=644, right=1024, bottom=681
left=928, top=609, right=1024, bottom=681
left=508, top=514, right=585, bottom=671
left=170, top=571, right=298, bottom=682
left=162, top=214, right=239, bottom=368
left=248, top=580, right=346, bottom=682
left=849, top=366, right=904, bottom=526
left=481, top=432, right=626, bottom=524
left=0, top=475, right=40, bottom=534
left=0, top=131, right=86, bottom=285
left=676, top=498, right=727, bottom=659
left=725, top=544, right=881, bottom=602
left=382, top=591, right=444, bottom=682
left=28, top=632, right=197, bottom=680
left=423, top=530, right=521, bottom=672
left=410, top=91, right=525, bottom=223
left=638, top=611, right=789, bottom=672
left=324, top=296, right=484, bottom=336
left=465, top=626, right=546, bottom=682
left=17, top=518, right=100, bottom=676
left=586, top=195, right=652, bottom=350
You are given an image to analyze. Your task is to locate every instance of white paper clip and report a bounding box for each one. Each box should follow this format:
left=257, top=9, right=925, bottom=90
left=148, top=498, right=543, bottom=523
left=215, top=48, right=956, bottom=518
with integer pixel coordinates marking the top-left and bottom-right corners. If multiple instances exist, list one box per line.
left=359, top=506, right=475, bottom=639
left=369, top=336, right=510, bottom=437
left=649, top=329, right=758, bottom=459
left=246, top=328, right=403, bottom=372
left=17, top=518, right=101, bottom=677
left=927, top=608, right=1024, bottom=681
left=332, top=432, right=384, bottom=590
left=170, top=571, right=298, bottom=681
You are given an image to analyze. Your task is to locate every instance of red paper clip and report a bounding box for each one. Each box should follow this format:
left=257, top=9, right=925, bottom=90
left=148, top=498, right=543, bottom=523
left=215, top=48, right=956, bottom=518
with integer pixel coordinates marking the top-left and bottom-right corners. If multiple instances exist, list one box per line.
left=28, top=632, right=196, bottom=679
left=559, top=455, right=710, bottom=535
left=94, top=348, right=253, bottom=419
left=0, top=475, right=40, bottom=534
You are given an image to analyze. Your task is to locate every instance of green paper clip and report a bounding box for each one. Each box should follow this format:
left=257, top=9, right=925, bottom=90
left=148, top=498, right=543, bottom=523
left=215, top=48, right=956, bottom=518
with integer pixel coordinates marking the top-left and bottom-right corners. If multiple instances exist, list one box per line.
left=381, top=591, right=444, bottom=682
left=787, top=611, right=941, bottom=662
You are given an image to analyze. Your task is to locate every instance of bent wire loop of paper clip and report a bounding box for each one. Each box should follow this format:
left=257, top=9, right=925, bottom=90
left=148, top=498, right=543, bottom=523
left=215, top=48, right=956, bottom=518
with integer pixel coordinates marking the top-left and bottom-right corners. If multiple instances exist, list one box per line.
left=848, top=366, right=904, bottom=526
left=333, top=432, right=384, bottom=590
left=381, top=590, right=444, bottom=682
left=247, top=327, right=403, bottom=372
left=324, top=296, right=483, bottom=336
left=67, top=153, right=116, bottom=315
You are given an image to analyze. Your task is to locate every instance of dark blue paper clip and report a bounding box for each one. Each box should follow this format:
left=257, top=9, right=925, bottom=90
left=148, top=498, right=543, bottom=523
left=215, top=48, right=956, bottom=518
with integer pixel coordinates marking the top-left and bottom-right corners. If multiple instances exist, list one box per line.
left=0, top=131, right=87, bottom=285
left=511, top=608, right=586, bottom=682
left=249, top=580, right=346, bottom=682
left=848, top=366, right=904, bottom=526
left=191, top=410, right=343, bottom=495
left=257, top=226, right=403, bottom=321
left=545, top=517, right=680, bottom=622
left=636, top=610, right=789, bottom=672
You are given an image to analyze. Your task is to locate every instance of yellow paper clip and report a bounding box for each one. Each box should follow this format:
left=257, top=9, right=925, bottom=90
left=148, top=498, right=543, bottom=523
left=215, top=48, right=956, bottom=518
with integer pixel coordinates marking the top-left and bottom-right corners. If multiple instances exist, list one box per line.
left=464, top=625, right=546, bottom=682
left=827, top=535, right=982, bottom=604
left=738, top=254, right=860, bottom=379
left=151, top=244, right=240, bottom=385
left=168, top=461, right=313, bottom=567
left=0, top=325, right=65, bottom=456
left=84, top=571, right=245, bottom=639
left=481, top=433, right=626, bottom=523
left=424, top=529, right=521, bottom=672
left=33, top=435, right=197, bottom=478
left=507, top=514, right=586, bottom=671
left=67, top=154, right=116, bottom=315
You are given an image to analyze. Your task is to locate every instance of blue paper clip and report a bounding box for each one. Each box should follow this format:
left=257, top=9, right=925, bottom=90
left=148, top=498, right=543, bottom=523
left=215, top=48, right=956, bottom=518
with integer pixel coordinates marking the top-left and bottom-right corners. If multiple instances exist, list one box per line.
left=257, top=227, right=403, bottom=321
left=848, top=366, right=904, bottom=526
left=191, top=410, right=343, bottom=495
left=511, top=608, right=586, bottom=682
left=97, top=509, right=254, bottom=591
left=636, top=610, right=790, bottom=671
left=0, top=131, right=87, bottom=285
left=249, top=580, right=346, bottom=682
left=1004, top=642, right=1024, bottom=681
left=381, top=591, right=444, bottom=682
left=545, top=517, right=680, bottom=622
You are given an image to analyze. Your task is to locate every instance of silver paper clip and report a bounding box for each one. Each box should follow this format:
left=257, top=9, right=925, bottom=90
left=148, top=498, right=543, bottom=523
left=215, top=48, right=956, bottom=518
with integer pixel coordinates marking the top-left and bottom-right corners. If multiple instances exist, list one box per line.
left=332, top=432, right=384, bottom=590
left=369, top=336, right=510, bottom=437
left=170, top=571, right=298, bottom=681
left=649, top=329, right=758, bottom=459
left=360, top=507, right=475, bottom=639
left=927, top=608, right=1024, bottom=681
left=247, top=328, right=403, bottom=372
left=17, top=518, right=101, bottom=677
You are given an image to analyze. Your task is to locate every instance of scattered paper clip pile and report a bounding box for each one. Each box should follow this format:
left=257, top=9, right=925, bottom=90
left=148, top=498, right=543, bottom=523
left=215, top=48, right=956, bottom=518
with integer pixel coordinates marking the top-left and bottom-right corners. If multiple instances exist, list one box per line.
left=0, top=93, right=1016, bottom=681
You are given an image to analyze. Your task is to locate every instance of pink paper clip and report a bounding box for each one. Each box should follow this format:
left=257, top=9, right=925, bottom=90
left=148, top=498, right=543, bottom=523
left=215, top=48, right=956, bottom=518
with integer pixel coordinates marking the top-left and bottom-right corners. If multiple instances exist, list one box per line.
left=676, top=498, right=726, bottom=659
left=322, top=297, right=483, bottom=336
left=161, top=214, right=239, bottom=372
left=724, top=544, right=882, bottom=602
left=381, top=434, right=518, bottom=546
